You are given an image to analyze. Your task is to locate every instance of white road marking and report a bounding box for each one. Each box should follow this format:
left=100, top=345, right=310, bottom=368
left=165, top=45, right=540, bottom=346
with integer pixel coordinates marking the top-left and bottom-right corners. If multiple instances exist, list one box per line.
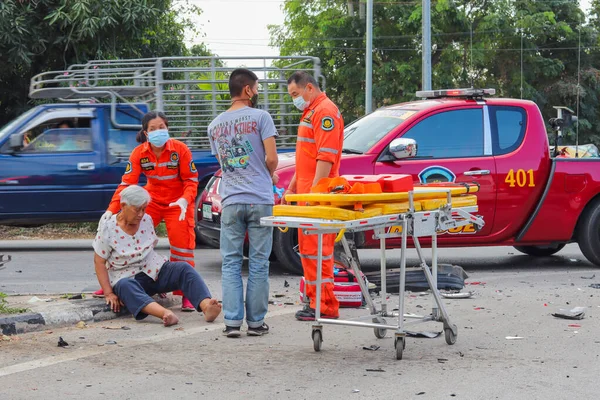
left=0, top=306, right=298, bottom=378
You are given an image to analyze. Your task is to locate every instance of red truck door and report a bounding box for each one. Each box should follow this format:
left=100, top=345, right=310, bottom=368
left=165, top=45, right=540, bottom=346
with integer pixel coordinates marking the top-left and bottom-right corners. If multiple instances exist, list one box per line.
left=374, top=106, right=497, bottom=238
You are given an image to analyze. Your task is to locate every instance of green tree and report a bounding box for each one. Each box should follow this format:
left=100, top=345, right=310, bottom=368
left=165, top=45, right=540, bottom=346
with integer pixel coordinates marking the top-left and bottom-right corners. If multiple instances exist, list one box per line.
left=0, top=0, right=204, bottom=127
left=271, top=0, right=600, bottom=145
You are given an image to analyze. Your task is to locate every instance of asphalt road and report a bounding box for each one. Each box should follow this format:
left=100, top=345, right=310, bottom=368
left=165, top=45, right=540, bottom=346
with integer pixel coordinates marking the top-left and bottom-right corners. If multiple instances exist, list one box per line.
left=1, top=243, right=600, bottom=399
left=0, top=242, right=595, bottom=295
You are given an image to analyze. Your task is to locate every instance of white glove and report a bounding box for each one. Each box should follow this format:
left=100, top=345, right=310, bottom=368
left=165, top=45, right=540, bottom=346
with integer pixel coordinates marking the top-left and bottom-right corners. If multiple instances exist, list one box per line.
left=98, top=210, right=113, bottom=232
left=169, top=198, right=188, bottom=221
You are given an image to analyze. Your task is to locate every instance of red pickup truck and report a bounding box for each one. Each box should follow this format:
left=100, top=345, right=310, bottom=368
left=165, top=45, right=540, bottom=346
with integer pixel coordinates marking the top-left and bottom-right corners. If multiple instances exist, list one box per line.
left=196, top=89, right=600, bottom=274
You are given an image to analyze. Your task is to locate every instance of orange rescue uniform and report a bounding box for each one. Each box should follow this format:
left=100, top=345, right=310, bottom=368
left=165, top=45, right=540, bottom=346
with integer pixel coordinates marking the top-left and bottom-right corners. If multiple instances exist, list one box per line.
left=296, top=92, right=344, bottom=317
left=108, top=139, right=199, bottom=295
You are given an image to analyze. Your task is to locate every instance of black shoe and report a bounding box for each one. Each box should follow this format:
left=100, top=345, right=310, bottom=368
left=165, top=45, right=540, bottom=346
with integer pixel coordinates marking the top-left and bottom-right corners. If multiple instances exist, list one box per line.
left=295, top=306, right=339, bottom=321
left=223, top=326, right=241, bottom=338
left=247, top=323, right=269, bottom=336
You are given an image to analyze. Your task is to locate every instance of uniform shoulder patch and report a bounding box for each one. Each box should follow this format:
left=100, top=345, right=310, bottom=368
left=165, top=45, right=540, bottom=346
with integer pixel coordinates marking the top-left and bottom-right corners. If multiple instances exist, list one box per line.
left=189, top=160, right=197, bottom=173
left=124, top=161, right=132, bottom=174
left=321, top=116, right=334, bottom=131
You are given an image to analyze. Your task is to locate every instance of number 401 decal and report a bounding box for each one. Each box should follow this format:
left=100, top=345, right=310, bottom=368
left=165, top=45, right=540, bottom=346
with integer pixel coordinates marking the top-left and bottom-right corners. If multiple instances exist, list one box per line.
left=505, top=169, right=535, bottom=187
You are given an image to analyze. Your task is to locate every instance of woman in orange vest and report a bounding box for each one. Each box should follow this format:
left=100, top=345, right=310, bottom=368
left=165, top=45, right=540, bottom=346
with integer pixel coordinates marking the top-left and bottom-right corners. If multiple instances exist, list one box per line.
left=285, top=71, right=345, bottom=321
left=94, top=111, right=199, bottom=312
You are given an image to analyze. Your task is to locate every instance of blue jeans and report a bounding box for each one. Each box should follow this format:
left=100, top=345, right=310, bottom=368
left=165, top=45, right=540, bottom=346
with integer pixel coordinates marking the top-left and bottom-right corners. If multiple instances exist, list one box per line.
left=220, top=203, right=273, bottom=328
left=113, top=261, right=211, bottom=320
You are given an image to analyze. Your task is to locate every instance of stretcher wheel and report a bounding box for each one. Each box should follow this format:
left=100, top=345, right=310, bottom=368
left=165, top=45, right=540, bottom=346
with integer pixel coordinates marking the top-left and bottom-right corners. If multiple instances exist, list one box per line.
left=444, top=324, right=457, bottom=345
left=373, top=318, right=387, bottom=339
left=394, top=337, right=405, bottom=360
left=312, top=329, right=323, bottom=352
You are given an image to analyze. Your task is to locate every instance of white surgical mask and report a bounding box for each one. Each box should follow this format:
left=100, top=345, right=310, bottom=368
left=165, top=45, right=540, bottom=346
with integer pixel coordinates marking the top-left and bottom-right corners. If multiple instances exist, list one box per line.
left=293, top=95, right=309, bottom=111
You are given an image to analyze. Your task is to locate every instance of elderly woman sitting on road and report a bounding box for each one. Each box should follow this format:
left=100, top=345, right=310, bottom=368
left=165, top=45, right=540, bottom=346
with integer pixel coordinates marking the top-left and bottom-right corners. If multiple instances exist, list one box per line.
left=93, top=185, right=221, bottom=326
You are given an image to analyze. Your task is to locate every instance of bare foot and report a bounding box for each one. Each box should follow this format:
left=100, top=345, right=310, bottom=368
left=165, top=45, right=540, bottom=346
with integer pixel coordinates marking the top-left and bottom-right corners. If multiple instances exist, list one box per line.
left=200, top=298, right=222, bottom=322
left=162, top=310, right=179, bottom=327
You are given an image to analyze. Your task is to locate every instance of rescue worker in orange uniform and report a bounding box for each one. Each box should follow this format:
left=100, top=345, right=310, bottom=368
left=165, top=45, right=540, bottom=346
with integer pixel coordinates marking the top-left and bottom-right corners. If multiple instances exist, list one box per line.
left=94, top=111, right=199, bottom=312
left=284, top=71, right=344, bottom=321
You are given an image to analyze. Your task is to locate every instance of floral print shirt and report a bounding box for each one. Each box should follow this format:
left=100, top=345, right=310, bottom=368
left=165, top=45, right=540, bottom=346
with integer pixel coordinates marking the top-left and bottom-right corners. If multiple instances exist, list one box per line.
left=93, top=214, right=167, bottom=286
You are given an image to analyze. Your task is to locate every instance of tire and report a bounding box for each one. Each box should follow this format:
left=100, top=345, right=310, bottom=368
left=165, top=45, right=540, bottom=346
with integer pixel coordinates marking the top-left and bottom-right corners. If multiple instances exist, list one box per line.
left=272, top=227, right=303, bottom=275
left=513, top=244, right=566, bottom=257
left=577, top=199, right=600, bottom=266
left=194, top=195, right=205, bottom=246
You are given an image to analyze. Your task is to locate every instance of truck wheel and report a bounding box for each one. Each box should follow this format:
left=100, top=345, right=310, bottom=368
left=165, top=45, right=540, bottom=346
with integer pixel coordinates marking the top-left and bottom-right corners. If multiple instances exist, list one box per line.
left=513, top=244, right=566, bottom=257
left=577, top=200, right=600, bottom=266
left=273, top=228, right=303, bottom=275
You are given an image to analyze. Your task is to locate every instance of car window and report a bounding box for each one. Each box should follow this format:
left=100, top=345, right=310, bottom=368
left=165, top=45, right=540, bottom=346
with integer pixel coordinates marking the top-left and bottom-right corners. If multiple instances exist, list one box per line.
left=108, top=129, right=139, bottom=159
left=401, top=109, right=484, bottom=158
left=21, top=118, right=93, bottom=153
left=490, top=106, right=526, bottom=155
left=343, top=109, right=416, bottom=153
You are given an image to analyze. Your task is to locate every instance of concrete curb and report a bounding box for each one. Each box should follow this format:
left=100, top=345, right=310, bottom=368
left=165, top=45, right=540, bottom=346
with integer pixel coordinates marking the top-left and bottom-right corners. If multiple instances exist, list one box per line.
left=0, top=238, right=171, bottom=251
left=0, top=297, right=177, bottom=336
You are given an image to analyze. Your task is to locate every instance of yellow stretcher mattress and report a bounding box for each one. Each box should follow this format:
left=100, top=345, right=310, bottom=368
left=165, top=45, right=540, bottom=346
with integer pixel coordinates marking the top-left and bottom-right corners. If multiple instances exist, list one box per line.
left=273, top=195, right=478, bottom=219
left=273, top=205, right=383, bottom=220
left=285, top=185, right=479, bottom=206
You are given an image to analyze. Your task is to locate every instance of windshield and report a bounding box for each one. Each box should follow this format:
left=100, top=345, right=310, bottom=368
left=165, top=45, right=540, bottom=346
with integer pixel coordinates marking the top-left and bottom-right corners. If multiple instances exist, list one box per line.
left=0, top=107, right=39, bottom=141
left=343, top=109, right=416, bottom=153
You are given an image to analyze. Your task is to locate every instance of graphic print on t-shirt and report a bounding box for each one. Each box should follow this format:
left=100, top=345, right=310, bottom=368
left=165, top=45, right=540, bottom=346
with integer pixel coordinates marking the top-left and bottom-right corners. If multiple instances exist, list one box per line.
left=210, top=115, right=256, bottom=173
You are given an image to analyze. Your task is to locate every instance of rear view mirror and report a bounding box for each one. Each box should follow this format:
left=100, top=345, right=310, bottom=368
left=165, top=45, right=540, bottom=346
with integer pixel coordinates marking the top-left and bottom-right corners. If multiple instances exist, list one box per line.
left=389, top=138, right=417, bottom=159
left=9, top=133, right=25, bottom=152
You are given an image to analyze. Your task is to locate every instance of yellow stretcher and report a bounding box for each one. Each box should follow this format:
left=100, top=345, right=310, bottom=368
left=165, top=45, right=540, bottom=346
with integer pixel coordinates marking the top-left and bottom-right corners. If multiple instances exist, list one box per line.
left=274, top=195, right=478, bottom=221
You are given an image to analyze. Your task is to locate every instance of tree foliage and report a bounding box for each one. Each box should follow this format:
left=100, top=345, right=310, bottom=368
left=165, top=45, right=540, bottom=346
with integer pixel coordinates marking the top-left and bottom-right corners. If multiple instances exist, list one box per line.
left=0, top=0, right=205, bottom=126
left=271, top=0, right=600, bottom=145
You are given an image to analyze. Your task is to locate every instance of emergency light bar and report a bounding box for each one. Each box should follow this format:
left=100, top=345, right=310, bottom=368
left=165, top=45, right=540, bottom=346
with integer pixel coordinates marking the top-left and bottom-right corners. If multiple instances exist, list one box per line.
left=416, top=88, right=496, bottom=99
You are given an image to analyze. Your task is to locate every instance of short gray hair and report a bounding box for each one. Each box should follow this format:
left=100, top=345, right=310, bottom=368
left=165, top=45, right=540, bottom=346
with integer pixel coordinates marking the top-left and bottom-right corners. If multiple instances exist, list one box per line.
left=120, top=185, right=151, bottom=207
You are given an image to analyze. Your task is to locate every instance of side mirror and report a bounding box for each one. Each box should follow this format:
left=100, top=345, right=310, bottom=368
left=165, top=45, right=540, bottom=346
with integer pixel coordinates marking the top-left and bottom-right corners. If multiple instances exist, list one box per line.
left=9, top=133, right=25, bottom=152
left=389, top=138, right=417, bottom=159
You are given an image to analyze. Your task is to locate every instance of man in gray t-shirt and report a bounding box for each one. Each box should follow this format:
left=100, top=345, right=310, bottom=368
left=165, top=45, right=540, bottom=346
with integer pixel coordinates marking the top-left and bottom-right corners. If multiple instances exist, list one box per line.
left=207, top=68, right=278, bottom=338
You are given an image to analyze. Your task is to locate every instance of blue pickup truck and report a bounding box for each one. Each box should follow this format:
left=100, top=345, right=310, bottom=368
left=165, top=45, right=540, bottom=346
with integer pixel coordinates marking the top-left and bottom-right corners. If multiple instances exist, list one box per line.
left=0, top=103, right=219, bottom=230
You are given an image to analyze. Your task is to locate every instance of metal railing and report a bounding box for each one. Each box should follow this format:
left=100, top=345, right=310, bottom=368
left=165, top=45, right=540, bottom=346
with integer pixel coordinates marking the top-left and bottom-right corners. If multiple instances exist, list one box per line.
left=29, top=56, right=324, bottom=149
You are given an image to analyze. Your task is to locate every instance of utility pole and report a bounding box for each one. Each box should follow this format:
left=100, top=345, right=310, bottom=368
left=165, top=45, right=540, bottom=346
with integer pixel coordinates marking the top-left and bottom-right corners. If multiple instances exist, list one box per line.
left=365, top=0, right=373, bottom=113
left=422, top=0, right=432, bottom=90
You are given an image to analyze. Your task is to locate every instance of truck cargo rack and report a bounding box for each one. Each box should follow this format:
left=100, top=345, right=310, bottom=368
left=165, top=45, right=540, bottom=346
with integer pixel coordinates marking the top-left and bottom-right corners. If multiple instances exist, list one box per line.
left=30, top=56, right=324, bottom=148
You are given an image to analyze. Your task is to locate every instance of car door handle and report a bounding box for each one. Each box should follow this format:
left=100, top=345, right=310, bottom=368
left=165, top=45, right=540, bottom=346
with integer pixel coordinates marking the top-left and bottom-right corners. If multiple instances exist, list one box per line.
left=464, top=170, right=490, bottom=176
left=77, top=162, right=95, bottom=171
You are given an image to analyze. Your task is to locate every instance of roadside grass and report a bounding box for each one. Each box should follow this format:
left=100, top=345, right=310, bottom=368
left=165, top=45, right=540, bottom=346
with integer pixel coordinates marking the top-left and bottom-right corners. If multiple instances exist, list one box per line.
left=0, top=222, right=168, bottom=239
left=0, top=292, right=29, bottom=315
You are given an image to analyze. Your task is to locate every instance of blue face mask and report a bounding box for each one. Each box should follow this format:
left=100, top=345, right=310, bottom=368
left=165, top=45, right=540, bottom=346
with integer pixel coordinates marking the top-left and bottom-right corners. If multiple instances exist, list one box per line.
left=293, top=90, right=310, bottom=111
left=148, top=129, right=169, bottom=147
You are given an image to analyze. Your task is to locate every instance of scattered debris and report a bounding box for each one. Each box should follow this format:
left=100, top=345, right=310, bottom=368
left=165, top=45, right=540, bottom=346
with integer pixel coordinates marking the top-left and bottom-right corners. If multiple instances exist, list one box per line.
left=362, top=345, right=380, bottom=351
left=61, top=293, right=85, bottom=300
left=441, top=291, right=473, bottom=299
left=505, top=336, right=524, bottom=340
left=273, top=294, right=285, bottom=298
left=473, top=307, right=485, bottom=310
left=568, top=324, right=581, bottom=328
left=590, top=284, right=600, bottom=289
left=103, top=326, right=130, bottom=330
left=405, top=331, right=442, bottom=339
left=366, top=368, right=385, bottom=372
left=552, top=307, right=586, bottom=320
left=175, top=327, right=184, bottom=331
left=284, top=280, right=290, bottom=288
left=416, top=392, right=426, bottom=396
left=121, top=326, right=131, bottom=330
left=466, top=281, right=486, bottom=286
left=2, top=335, right=11, bottom=342
left=75, top=321, right=87, bottom=329
left=0, top=254, right=12, bottom=270
left=581, top=274, right=596, bottom=280
left=15, top=270, right=22, bottom=273
left=57, top=337, right=69, bottom=347
left=438, top=358, right=449, bottom=363
left=105, top=340, right=117, bottom=345
left=27, top=296, right=53, bottom=303
left=352, top=389, right=360, bottom=393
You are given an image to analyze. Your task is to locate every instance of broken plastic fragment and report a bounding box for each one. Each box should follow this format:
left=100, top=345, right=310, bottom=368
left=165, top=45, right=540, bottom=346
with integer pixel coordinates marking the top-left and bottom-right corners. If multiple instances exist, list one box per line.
left=552, top=307, right=586, bottom=320
left=505, top=336, right=524, bottom=340
left=362, top=345, right=380, bottom=351
left=57, top=337, right=69, bottom=347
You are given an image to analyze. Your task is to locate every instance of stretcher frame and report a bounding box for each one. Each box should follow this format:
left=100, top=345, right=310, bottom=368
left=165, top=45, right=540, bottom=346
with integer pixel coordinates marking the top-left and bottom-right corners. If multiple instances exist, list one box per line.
left=261, top=189, right=485, bottom=360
